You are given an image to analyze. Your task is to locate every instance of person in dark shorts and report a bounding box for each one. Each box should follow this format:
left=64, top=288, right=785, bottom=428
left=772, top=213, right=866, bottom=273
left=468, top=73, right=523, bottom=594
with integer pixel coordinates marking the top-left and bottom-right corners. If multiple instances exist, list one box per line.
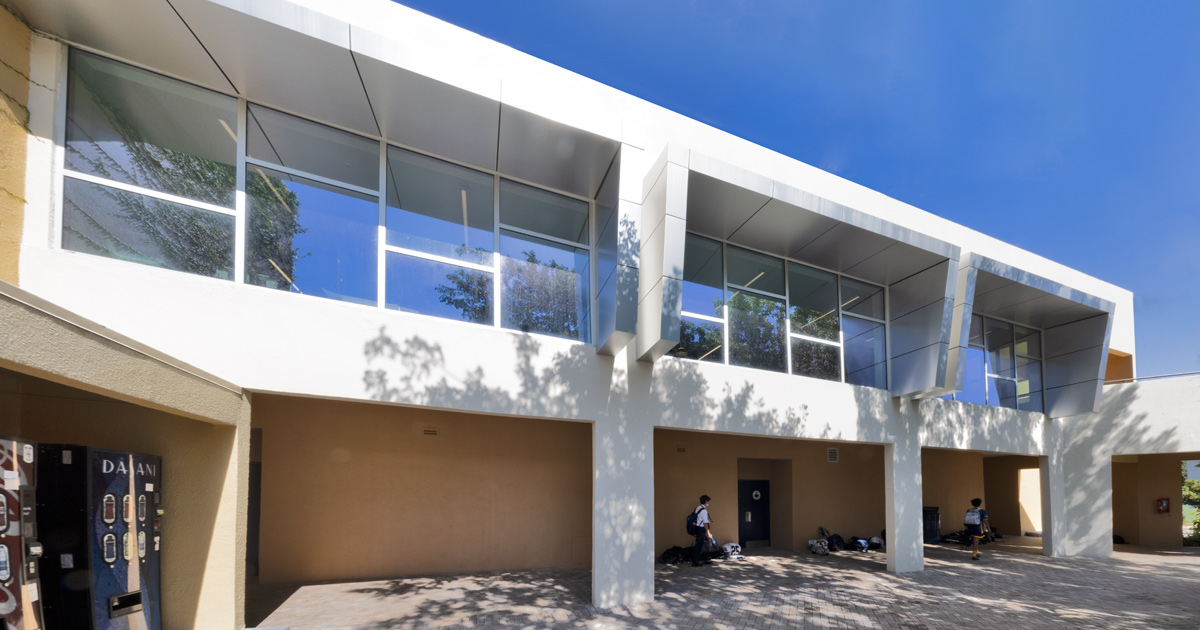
left=964, top=497, right=990, bottom=561
left=691, top=495, right=713, bottom=567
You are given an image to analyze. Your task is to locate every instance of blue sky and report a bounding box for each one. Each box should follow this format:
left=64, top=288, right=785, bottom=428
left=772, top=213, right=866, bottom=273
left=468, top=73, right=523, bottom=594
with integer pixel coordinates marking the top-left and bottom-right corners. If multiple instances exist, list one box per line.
left=395, top=0, right=1200, bottom=378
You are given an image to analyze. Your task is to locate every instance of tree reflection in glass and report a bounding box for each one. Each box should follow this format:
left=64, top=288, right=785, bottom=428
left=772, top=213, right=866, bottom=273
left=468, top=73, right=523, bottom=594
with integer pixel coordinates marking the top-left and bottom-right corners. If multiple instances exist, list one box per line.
left=727, top=291, right=786, bottom=373
left=672, top=316, right=724, bottom=363
left=492, top=231, right=590, bottom=342
left=791, top=338, right=841, bottom=381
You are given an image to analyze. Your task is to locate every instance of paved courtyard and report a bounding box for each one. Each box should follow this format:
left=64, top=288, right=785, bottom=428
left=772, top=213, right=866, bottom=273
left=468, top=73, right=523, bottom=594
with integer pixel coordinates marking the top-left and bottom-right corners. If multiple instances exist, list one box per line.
left=247, top=538, right=1200, bottom=630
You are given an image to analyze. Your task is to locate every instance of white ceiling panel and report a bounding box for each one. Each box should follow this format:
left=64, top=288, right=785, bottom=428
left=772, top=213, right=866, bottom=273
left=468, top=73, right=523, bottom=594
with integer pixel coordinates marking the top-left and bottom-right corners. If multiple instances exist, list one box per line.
left=844, top=243, right=947, bottom=286
left=171, top=0, right=378, bottom=136
left=497, top=104, right=619, bottom=199
left=791, top=222, right=895, bottom=274
left=5, top=0, right=234, bottom=92
left=685, top=172, right=770, bottom=240
left=727, top=198, right=839, bottom=258
left=353, top=51, right=499, bottom=171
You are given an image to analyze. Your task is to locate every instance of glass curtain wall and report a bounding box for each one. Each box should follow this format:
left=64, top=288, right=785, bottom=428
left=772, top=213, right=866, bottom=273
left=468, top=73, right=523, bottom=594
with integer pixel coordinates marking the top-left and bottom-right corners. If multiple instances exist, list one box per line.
left=944, top=314, right=1044, bottom=412
left=672, top=233, right=889, bottom=390
left=60, top=49, right=594, bottom=344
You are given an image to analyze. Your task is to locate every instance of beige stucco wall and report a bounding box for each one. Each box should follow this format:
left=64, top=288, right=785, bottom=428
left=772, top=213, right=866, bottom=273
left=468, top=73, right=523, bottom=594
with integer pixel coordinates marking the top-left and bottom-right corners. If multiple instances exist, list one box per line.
left=1112, top=461, right=1139, bottom=543
left=1136, top=453, right=1195, bottom=547
left=981, top=455, right=1040, bottom=536
left=921, top=449, right=984, bottom=535
left=252, top=394, right=592, bottom=584
left=0, top=371, right=246, bottom=630
left=0, top=6, right=30, bottom=284
left=655, top=429, right=884, bottom=552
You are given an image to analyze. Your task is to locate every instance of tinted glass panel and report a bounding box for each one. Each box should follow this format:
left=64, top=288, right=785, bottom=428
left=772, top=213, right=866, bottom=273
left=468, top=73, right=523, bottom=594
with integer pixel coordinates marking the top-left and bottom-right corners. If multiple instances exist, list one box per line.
left=1014, top=324, right=1041, bottom=358
left=385, top=147, right=494, bottom=265
left=788, top=263, right=839, bottom=341
left=245, top=166, right=377, bottom=305
left=989, top=377, right=1017, bottom=409
left=672, top=316, right=724, bottom=363
left=958, top=347, right=988, bottom=405
left=682, top=234, right=723, bottom=317
left=499, top=230, right=590, bottom=342
left=727, top=246, right=784, bottom=295
left=1016, top=356, right=1043, bottom=409
left=727, top=290, right=786, bottom=372
left=791, top=338, right=841, bottom=382
left=841, top=277, right=885, bottom=320
left=66, top=50, right=237, bottom=207
left=1019, top=392, right=1044, bottom=414
left=968, top=314, right=984, bottom=346
left=63, top=178, right=234, bottom=278
left=844, top=315, right=887, bottom=389
left=499, top=180, right=589, bottom=245
left=247, top=104, right=379, bottom=190
left=386, top=252, right=492, bottom=325
left=984, top=318, right=1015, bottom=377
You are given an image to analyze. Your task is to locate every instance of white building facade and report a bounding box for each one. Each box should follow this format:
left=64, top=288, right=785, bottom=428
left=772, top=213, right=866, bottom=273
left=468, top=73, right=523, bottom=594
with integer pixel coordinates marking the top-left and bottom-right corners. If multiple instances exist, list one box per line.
left=0, top=0, right=1197, bottom=628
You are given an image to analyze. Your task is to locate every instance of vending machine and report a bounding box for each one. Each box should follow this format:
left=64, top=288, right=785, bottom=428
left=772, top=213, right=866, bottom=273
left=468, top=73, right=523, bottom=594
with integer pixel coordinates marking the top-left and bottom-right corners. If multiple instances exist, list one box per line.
left=36, top=446, right=162, bottom=630
left=0, top=436, right=44, bottom=630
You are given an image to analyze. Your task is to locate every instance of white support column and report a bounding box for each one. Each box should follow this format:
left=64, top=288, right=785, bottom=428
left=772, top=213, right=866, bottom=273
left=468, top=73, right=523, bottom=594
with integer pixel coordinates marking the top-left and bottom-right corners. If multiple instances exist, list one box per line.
left=885, top=402, right=923, bottom=572
left=592, top=380, right=655, bottom=608
left=1040, top=418, right=1068, bottom=557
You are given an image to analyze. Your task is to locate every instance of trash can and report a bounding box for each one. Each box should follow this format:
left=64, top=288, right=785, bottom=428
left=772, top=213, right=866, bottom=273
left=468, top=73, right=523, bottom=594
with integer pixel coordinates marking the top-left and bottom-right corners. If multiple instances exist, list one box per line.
left=923, top=506, right=940, bottom=543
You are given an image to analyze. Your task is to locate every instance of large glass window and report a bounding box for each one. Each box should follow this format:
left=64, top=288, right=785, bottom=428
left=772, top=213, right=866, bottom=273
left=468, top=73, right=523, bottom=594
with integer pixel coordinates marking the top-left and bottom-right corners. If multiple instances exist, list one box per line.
left=385, top=147, right=494, bottom=265
left=499, top=230, right=590, bottom=342
left=245, top=166, right=377, bottom=305
left=670, top=233, right=888, bottom=389
left=63, top=50, right=238, bottom=278
left=60, top=49, right=599, bottom=346
left=945, top=315, right=1043, bottom=412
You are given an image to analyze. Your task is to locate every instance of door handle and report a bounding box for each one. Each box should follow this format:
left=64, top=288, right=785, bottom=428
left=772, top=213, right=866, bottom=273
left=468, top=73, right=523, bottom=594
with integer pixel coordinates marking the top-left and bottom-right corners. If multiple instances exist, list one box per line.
left=745, top=511, right=751, bottom=522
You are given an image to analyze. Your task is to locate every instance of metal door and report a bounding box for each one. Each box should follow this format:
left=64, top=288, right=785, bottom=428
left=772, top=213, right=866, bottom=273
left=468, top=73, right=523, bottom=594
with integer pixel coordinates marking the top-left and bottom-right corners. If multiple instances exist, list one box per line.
left=737, top=480, right=770, bottom=548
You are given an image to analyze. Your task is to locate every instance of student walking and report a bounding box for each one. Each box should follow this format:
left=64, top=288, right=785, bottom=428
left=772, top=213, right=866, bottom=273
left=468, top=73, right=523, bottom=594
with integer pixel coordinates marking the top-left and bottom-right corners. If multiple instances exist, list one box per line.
left=691, top=495, right=714, bottom=567
left=965, top=497, right=991, bottom=561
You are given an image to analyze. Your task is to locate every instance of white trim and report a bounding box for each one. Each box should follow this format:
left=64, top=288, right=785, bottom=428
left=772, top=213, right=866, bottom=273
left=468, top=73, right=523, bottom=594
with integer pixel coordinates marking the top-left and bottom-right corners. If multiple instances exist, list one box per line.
left=681, top=311, right=724, bottom=324
left=789, top=332, right=842, bottom=347
left=727, top=283, right=786, bottom=301
left=244, top=157, right=380, bottom=197
left=499, top=224, right=591, bottom=251
left=62, top=170, right=238, bottom=217
left=384, top=245, right=497, bottom=274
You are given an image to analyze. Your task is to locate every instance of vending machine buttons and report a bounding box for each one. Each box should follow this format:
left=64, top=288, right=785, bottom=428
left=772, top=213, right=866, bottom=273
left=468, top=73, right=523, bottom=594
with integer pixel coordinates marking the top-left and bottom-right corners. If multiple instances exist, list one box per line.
left=122, top=533, right=131, bottom=561
left=102, top=494, right=117, bottom=525
left=123, top=495, right=133, bottom=523
left=0, top=493, right=6, bottom=530
left=137, top=531, right=146, bottom=559
left=138, top=495, right=146, bottom=522
left=0, top=544, right=10, bottom=582
left=103, top=533, right=117, bottom=564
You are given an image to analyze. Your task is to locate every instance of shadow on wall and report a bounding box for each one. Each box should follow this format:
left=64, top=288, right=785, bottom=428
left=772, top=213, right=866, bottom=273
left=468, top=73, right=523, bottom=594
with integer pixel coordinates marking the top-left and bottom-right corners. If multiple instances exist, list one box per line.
left=917, top=397, right=1042, bottom=453
left=1064, top=385, right=1179, bottom=552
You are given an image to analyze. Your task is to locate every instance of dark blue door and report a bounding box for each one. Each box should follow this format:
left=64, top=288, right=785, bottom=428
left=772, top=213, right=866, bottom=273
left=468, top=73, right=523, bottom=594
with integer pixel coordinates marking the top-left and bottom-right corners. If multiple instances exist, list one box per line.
left=737, top=480, right=770, bottom=548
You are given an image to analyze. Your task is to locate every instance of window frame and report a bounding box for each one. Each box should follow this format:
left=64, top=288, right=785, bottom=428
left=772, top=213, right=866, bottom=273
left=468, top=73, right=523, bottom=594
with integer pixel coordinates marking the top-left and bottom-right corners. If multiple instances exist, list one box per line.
left=947, top=313, right=1047, bottom=412
left=676, top=231, right=890, bottom=389
left=55, top=46, right=598, bottom=344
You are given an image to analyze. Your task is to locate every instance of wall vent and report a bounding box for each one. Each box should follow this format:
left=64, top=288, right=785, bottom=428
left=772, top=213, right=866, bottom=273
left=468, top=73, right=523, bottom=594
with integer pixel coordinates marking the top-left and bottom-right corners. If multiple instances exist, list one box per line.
left=827, top=448, right=839, bottom=463
left=422, top=427, right=440, bottom=437
left=676, top=446, right=686, bottom=453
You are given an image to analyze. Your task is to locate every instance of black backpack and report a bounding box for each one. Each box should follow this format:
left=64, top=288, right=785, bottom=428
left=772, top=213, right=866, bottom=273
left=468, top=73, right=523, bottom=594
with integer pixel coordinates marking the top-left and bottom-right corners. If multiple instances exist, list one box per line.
left=686, top=510, right=699, bottom=536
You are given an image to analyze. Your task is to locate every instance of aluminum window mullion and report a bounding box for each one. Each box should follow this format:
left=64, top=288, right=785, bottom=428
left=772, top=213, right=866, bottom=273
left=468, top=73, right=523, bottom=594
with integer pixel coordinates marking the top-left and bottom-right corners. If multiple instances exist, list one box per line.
left=376, top=141, right=387, bottom=309
left=493, top=173, right=501, bottom=329
left=234, top=97, right=247, bottom=284
left=497, top=222, right=591, bottom=251
left=53, top=46, right=70, bottom=251
left=789, top=332, right=841, bottom=347
left=244, top=157, right=380, bottom=198
left=62, top=170, right=239, bottom=217
left=682, top=311, right=724, bottom=324
left=721, top=242, right=730, bottom=366
left=383, top=245, right=496, bottom=274
left=589, top=197, right=597, bottom=345
left=727, top=283, right=785, bottom=301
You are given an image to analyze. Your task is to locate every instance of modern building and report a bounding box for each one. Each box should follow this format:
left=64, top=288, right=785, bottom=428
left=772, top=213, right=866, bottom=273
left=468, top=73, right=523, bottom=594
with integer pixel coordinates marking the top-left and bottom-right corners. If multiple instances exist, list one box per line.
left=0, top=0, right=1197, bottom=628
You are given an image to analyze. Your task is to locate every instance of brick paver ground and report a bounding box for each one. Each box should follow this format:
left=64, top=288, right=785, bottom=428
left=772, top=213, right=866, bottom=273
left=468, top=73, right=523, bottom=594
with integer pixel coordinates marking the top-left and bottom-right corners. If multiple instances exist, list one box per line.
left=247, top=538, right=1200, bottom=630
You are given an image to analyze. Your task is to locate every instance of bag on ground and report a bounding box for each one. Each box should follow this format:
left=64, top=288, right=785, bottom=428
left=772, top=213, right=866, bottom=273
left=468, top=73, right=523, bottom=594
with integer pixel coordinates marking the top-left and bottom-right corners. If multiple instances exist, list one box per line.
left=808, top=539, right=830, bottom=555
left=700, top=538, right=720, bottom=554
left=826, top=533, right=846, bottom=551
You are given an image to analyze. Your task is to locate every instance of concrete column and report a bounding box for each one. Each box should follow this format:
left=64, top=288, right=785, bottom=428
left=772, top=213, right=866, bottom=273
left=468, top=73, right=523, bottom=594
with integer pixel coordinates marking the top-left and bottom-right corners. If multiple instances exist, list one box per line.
left=885, top=403, right=923, bottom=572
left=1040, top=419, right=1068, bottom=557
left=592, top=400, right=655, bottom=607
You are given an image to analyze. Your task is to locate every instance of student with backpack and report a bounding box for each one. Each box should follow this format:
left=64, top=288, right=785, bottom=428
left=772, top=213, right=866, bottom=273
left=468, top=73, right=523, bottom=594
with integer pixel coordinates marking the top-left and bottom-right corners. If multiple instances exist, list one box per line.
left=689, top=495, right=714, bottom=567
left=964, top=497, right=991, bottom=561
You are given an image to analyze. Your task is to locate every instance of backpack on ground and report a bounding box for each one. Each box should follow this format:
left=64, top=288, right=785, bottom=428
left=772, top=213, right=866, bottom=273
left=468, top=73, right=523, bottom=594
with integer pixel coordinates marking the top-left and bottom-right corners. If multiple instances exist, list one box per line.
left=826, top=533, right=846, bottom=552
left=868, top=536, right=884, bottom=550
left=964, top=507, right=982, bottom=526
left=808, top=539, right=829, bottom=555
left=848, top=537, right=870, bottom=552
